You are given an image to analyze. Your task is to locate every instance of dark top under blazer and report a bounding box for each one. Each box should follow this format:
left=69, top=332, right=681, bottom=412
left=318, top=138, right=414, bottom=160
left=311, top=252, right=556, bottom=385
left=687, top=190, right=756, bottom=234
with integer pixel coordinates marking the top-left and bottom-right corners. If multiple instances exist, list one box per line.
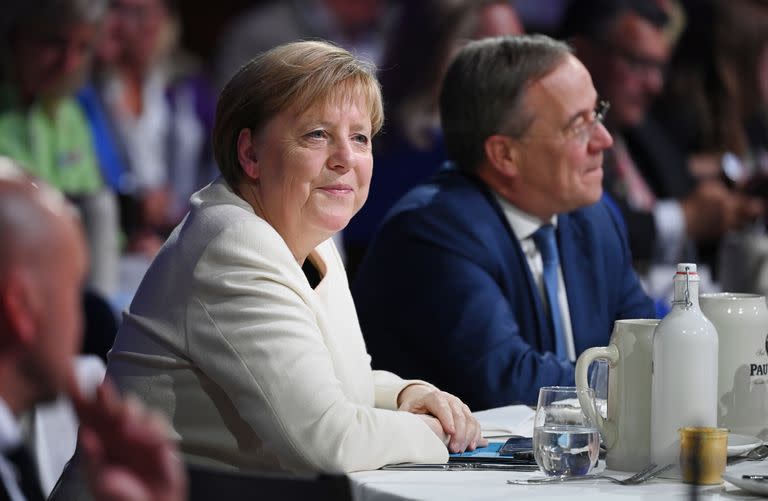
left=352, top=165, right=655, bottom=409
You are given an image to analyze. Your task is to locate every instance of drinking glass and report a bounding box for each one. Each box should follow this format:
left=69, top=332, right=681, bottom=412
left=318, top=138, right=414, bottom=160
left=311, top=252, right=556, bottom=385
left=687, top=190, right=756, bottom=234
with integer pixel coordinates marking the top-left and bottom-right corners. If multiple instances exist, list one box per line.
left=533, top=386, right=601, bottom=476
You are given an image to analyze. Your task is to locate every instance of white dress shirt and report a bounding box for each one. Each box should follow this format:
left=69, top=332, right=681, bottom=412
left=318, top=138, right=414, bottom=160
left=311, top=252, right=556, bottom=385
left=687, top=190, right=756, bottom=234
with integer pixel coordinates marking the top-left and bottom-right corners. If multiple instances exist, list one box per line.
left=0, top=397, right=25, bottom=501
left=494, top=193, right=576, bottom=361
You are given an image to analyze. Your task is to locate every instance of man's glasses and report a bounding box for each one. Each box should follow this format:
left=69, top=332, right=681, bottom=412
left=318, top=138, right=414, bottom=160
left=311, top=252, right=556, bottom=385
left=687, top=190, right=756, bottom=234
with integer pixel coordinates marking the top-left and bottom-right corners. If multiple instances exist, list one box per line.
left=610, top=47, right=667, bottom=79
left=565, top=100, right=610, bottom=144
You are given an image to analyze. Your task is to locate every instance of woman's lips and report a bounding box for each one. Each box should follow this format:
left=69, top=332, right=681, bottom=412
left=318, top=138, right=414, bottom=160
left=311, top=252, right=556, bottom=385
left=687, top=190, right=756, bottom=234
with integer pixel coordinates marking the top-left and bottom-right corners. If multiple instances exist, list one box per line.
left=318, top=184, right=354, bottom=195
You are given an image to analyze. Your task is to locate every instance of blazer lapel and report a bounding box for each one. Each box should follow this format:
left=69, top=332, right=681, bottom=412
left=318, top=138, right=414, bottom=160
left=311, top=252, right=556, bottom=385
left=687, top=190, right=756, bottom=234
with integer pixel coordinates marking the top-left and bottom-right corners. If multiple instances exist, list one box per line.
left=477, top=183, right=553, bottom=352
left=558, top=213, right=600, bottom=354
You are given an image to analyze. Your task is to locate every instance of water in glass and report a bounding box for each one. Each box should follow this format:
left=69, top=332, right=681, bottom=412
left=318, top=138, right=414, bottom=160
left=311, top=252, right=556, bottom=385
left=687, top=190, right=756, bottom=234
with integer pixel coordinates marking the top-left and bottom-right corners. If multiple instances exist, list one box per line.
left=534, top=424, right=601, bottom=476
left=533, top=386, right=600, bottom=476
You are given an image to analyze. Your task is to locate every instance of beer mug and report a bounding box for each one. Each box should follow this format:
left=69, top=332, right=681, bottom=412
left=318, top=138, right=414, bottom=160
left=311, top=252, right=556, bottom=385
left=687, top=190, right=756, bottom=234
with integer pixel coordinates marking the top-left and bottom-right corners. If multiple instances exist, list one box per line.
left=700, top=292, right=768, bottom=436
left=575, top=319, right=659, bottom=472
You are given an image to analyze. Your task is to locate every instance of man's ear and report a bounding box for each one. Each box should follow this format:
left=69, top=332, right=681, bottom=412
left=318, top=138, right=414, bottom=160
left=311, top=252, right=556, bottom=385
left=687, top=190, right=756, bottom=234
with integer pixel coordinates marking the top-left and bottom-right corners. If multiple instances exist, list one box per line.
left=0, top=271, right=38, bottom=347
left=237, top=128, right=260, bottom=180
left=483, top=134, right=520, bottom=178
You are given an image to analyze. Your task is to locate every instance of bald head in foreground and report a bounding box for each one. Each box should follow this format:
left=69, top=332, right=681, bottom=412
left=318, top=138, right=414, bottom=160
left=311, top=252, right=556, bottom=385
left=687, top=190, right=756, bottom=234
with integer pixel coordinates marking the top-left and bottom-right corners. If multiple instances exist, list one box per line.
left=0, top=158, right=185, bottom=501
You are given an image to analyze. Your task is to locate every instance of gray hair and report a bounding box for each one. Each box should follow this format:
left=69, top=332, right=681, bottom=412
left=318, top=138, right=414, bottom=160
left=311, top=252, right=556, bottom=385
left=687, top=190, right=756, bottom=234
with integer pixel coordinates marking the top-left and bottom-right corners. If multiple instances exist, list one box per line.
left=439, top=34, right=573, bottom=174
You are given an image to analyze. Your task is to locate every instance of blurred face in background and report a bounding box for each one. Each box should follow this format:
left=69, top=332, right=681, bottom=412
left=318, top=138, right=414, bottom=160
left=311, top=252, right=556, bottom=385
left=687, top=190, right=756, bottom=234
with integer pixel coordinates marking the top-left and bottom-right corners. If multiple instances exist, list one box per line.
left=599, top=12, right=670, bottom=128
left=11, top=22, right=100, bottom=103
left=323, top=0, right=383, bottom=38
left=109, top=0, right=170, bottom=72
left=473, top=2, right=524, bottom=39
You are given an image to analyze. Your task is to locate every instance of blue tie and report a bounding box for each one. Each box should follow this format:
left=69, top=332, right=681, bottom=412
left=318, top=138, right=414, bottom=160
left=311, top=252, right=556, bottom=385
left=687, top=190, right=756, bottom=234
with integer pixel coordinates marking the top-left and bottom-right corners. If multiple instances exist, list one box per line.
left=532, top=224, right=569, bottom=361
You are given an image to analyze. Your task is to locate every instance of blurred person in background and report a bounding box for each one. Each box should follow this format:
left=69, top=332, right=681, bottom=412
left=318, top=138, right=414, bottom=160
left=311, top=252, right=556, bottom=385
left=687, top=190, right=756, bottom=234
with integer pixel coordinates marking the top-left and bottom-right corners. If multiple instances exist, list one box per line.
left=560, top=0, right=762, bottom=303
left=653, top=0, right=768, bottom=294
left=0, top=158, right=185, bottom=501
left=343, top=0, right=524, bottom=276
left=82, top=0, right=217, bottom=258
left=0, top=0, right=120, bottom=301
left=214, top=0, right=389, bottom=90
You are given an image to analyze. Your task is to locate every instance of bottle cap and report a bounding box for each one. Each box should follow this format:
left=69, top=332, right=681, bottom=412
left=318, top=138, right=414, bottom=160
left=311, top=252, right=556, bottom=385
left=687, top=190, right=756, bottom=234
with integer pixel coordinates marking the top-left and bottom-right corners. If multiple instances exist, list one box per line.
left=676, top=263, right=697, bottom=274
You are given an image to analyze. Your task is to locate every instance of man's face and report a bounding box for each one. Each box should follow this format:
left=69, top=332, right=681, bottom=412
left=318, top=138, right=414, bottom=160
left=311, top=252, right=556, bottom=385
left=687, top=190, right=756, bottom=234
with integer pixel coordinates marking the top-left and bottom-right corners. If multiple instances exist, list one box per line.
left=512, top=55, right=614, bottom=219
left=597, top=13, right=670, bottom=128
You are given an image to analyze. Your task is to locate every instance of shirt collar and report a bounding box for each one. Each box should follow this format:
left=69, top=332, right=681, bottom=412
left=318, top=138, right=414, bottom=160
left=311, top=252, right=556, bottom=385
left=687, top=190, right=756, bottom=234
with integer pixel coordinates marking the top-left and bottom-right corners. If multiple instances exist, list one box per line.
left=493, top=191, right=558, bottom=242
left=0, top=397, right=22, bottom=453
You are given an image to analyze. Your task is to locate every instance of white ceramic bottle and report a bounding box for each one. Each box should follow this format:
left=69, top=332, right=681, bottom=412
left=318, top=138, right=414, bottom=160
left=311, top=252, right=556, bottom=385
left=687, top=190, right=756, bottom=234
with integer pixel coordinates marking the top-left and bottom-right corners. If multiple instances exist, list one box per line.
left=651, top=263, right=719, bottom=470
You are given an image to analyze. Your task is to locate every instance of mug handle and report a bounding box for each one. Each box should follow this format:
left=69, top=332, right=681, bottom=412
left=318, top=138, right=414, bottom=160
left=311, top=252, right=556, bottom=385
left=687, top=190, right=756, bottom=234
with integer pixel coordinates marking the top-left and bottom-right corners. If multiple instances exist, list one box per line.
left=575, top=345, right=619, bottom=448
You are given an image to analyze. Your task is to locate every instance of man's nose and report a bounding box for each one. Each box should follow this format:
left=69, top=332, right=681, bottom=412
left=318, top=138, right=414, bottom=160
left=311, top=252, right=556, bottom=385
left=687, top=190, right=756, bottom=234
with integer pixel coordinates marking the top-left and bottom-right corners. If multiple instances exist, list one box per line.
left=644, top=67, right=665, bottom=95
left=589, top=121, right=613, bottom=151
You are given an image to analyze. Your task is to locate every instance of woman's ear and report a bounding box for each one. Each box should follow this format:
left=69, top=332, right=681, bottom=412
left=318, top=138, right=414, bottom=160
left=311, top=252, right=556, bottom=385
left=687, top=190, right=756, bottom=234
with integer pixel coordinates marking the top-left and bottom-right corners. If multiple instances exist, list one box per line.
left=483, top=134, right=520, bottom=178
left=237, top=128, right=260, bottom=180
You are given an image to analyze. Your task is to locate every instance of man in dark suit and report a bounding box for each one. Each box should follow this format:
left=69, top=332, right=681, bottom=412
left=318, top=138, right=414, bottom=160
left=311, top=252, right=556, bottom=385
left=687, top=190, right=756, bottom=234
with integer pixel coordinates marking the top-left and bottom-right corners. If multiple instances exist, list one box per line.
left=559, top=0, right=761, bottom=268
left=353, top=35, right=655, bottom=409
left=0, top=159, right=185, bottom=501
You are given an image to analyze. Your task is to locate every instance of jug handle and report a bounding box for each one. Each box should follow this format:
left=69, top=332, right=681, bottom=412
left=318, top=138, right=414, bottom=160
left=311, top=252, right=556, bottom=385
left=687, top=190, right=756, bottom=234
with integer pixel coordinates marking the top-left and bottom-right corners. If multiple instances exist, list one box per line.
left=575, top=345, right=619, bottom=448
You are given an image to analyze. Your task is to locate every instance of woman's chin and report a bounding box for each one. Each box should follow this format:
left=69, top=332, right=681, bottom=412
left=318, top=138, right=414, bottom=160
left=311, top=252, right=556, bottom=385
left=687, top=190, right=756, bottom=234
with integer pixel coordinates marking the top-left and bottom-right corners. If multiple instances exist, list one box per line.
left=310, top=214, right=354, bottom=239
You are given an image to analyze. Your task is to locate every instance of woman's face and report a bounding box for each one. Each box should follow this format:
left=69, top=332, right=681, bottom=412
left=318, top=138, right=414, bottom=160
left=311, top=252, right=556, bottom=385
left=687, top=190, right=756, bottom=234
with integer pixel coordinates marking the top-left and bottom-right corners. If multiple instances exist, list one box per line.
left=247, top=92, right=373, bottom=256
left=13, top=22, right=99, bottom=101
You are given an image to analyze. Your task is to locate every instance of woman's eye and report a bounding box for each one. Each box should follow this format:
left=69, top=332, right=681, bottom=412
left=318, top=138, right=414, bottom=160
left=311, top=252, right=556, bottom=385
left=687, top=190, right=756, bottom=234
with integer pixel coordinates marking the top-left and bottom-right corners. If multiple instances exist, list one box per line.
left=306, top=130, right=327, bottom=139
left=352, top=134, right=369, bottom=145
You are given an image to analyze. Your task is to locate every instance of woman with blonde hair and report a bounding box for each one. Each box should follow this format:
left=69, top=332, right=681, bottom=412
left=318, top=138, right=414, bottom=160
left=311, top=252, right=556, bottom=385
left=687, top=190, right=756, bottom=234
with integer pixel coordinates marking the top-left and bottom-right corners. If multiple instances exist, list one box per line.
left=102, top=40, right=485, bottom=474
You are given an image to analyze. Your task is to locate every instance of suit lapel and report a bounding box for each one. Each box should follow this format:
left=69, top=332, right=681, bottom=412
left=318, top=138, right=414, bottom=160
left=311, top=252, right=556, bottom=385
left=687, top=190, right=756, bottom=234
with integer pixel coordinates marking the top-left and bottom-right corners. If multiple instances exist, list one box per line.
left=558, top=213, right=597, bottom=354
left=476, top=181, right=553, bottom=352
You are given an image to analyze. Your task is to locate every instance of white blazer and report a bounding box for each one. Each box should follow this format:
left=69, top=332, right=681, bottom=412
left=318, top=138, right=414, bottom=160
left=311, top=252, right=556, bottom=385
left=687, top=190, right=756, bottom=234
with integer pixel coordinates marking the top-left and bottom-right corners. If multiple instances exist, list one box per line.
left=107, top=177, right=447, bottom=473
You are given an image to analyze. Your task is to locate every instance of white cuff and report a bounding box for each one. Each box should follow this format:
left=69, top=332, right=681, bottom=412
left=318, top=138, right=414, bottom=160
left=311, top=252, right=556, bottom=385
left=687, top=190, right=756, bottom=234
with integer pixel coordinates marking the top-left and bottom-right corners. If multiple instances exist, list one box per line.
left=653, top=200, right=687, bottom=263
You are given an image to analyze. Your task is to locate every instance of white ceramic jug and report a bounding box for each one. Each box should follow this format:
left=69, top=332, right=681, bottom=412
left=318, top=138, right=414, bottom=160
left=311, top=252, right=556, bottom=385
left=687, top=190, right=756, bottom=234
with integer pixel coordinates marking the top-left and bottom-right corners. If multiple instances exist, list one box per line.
left=575, top=319, right=659, bottom=472
left=700, top=292, right=768, bottom=438
left=651, top=264, right=718, bottom=471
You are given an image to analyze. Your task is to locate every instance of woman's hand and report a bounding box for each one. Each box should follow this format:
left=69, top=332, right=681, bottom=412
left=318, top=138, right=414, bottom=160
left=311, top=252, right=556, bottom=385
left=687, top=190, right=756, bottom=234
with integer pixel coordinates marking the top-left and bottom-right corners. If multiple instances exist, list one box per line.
left=397, top=384, right=488, bottom=453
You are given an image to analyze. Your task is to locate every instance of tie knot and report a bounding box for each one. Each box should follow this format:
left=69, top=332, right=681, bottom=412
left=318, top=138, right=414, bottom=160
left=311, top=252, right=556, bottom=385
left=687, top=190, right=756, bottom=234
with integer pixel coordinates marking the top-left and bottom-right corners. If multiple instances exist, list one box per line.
left=532, top=224, right=558, bottom=264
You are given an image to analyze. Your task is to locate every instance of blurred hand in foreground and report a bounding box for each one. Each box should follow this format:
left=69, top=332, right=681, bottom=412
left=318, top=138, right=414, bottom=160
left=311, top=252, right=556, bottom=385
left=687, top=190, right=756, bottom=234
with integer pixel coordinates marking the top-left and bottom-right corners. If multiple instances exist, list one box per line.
left=67, top=376, right=187, bottom=501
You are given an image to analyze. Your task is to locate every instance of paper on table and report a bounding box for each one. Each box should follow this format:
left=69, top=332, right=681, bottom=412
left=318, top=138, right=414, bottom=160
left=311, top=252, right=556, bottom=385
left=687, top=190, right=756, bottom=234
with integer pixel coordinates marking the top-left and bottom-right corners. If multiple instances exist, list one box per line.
left=473, top=404, right=535, bottom=438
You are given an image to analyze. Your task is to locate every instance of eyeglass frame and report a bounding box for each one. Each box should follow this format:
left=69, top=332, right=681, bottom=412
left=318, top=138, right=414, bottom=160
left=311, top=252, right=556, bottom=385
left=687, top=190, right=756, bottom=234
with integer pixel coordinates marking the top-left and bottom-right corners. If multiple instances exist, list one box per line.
left=607, top=45, right=667, bottom=79
left=515, top=99, right=611, bottom=145
left=568, top=99, right=610, bottom=143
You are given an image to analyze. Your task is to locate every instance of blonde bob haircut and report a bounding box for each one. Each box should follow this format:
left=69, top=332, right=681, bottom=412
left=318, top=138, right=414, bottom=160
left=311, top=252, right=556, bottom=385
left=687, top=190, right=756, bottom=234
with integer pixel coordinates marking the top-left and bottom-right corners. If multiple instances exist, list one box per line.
left=213, top=40, right=384, bottom=189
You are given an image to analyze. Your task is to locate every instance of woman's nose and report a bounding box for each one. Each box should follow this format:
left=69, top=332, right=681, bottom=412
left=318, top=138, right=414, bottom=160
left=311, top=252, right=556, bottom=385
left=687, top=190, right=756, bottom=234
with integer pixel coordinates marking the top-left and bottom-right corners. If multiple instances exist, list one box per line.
left=328, top=139, right=354, bottom=172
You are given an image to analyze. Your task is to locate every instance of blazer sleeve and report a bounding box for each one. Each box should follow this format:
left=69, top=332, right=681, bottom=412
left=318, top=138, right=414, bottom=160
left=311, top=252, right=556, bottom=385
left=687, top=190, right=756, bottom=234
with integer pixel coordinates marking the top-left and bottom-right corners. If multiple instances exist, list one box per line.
left=372, top=370, right=436, bottom=410
left=185, top=222, right=447, bottom=473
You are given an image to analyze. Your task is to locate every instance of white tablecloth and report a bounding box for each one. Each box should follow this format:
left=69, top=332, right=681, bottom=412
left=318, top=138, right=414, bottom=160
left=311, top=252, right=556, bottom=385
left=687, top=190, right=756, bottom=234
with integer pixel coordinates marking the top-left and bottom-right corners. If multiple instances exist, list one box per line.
left=349, top=405, right=766, bottom=500
left=350, top=468, right=764, bottom=500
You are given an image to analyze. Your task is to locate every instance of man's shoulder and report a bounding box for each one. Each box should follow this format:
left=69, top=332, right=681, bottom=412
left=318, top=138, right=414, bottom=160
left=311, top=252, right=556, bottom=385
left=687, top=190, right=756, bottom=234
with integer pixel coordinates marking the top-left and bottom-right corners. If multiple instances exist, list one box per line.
left=387, top=168, right=496, bottom=224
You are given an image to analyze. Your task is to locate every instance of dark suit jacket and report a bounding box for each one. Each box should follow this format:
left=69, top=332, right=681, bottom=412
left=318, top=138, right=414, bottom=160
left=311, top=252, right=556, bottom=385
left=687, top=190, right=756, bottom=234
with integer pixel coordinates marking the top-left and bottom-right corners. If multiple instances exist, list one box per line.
left=352, top=166, right=655, bottom=409
left=603, top=118, right=697, bottom=263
